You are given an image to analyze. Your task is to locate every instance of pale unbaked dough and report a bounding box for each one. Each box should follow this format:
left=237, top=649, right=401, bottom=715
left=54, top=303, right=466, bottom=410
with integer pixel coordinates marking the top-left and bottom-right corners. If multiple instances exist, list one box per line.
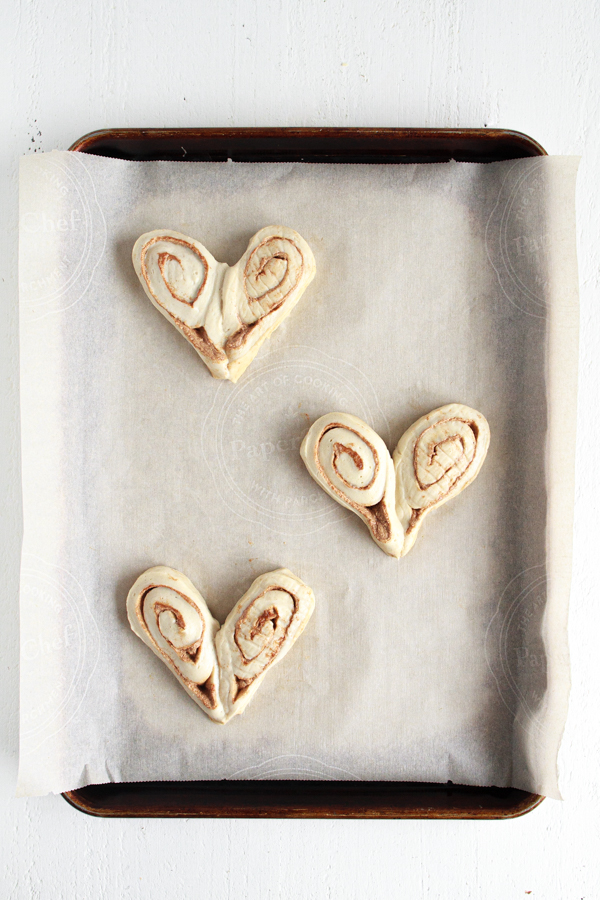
left=300, top=404, right=490, bottom=557
left=126, top=566, right=315, bottom=723
left=132, top=226, right=316, bottom=382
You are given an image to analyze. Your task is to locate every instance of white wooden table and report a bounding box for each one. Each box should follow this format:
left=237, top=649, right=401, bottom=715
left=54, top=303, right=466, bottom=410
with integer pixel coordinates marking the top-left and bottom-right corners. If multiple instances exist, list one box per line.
left=1, top=1, right=598, bottom=896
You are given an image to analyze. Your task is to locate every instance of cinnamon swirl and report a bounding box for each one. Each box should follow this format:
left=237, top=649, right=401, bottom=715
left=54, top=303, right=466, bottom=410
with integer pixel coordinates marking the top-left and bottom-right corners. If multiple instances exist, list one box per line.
left=301, top=404, right=490, bottom=557
left=300, top=413, right=404, bottom=557
left=216, top=569, right=315, bottom=719
left=392, top=404, right=490, bottom=555
left=127, top=566, right=315, bottom=723
left=132, top=226, right=316, bottom=382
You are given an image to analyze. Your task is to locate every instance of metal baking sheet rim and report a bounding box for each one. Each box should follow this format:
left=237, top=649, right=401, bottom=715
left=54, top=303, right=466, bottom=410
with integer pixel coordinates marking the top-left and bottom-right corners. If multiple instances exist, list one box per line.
left=63, top=126, right=546, bottom=819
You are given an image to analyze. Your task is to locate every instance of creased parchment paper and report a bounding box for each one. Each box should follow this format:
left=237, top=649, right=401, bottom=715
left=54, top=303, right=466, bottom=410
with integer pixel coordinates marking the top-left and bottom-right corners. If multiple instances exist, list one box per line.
left=17, top=152, right=579, bottom=798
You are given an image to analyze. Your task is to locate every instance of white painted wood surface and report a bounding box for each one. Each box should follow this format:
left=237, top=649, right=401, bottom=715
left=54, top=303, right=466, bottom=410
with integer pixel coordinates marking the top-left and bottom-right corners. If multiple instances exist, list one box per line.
left=1, top=0, right=599, bottom=896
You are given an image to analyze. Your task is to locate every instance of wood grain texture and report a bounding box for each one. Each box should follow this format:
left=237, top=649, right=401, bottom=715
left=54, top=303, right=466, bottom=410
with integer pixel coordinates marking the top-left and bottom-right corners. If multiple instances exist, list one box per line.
left=1, top=0, right=599, bottom=897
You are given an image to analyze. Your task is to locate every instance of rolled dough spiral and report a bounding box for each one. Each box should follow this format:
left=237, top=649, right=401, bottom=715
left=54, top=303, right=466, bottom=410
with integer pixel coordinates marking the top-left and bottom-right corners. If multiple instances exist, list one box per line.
left=300, top=412, right=403, bottom=556
left=301, top=404, right=490, bottom=557
left=132, top=226, right=316, bottom=383
left=127, top=566, right=315, bottom=723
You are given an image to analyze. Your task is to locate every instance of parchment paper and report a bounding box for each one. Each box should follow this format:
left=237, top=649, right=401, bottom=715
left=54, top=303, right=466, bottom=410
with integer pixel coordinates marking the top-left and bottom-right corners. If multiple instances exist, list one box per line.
left=17, top=151, right=579, bottom=798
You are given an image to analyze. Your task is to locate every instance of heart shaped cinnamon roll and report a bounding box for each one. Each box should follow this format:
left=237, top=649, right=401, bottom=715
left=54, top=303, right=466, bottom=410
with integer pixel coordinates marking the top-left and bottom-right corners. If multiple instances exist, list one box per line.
left=301, top=404, right=490, bottom=557
left=127, top=566, right=315, bottom=723
left=132, top=226, right=316, bottom=382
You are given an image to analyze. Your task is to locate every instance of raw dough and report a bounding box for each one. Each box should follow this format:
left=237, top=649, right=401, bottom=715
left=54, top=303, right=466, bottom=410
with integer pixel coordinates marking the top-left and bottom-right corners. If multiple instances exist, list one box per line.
left=127, top=566, right=315, bottom=723
left=300, top=404, right=490, bottom=557
left=132, top=226, right=316, bottom=382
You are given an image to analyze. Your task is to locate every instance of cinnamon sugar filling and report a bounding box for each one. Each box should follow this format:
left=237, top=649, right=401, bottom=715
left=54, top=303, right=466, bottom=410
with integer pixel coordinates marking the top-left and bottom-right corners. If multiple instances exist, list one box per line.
left=409, top=417, right=480, bottom=518
left=231, top=588, right=299, bottom=701
left=315, top=423, right=392, bottom=544
left=137, top=585, right=218, bottom=711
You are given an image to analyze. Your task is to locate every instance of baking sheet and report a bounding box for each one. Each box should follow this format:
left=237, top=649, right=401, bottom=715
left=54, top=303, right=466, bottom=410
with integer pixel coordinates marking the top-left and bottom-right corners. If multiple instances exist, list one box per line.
left=17, top=151, right=579, bottom=798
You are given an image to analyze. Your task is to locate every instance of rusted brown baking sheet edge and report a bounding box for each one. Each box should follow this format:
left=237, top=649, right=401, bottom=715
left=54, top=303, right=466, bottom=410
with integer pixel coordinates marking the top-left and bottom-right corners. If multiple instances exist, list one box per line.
left=69, top=126, right=546, bottom=163
left=63, top=126, right=546, bottom=818
left=63, top=780, right=544, bottom=819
